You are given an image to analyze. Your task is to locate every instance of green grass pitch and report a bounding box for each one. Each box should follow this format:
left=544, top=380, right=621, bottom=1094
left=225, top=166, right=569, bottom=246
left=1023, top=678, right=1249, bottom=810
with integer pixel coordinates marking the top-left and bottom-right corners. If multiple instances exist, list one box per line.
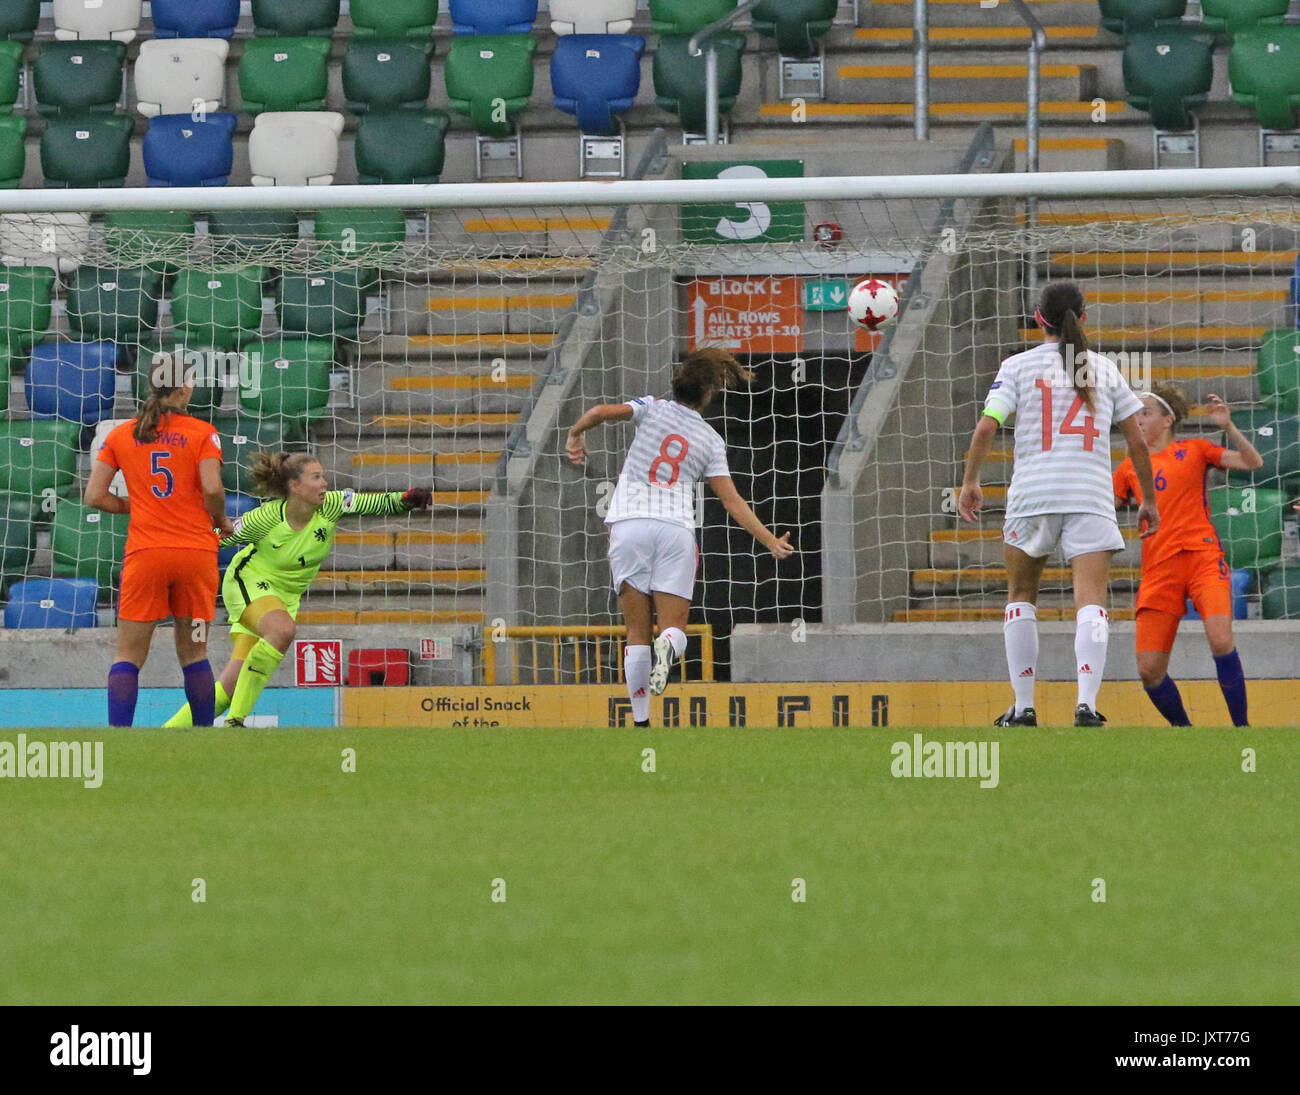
left=1, top=727, right=1294, bottom=1005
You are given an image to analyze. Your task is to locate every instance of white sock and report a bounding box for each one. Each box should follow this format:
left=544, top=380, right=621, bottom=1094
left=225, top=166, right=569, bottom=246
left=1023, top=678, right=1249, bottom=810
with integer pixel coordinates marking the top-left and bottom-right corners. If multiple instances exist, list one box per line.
left=1075, top=604, right=1109, bottom=709
left=660, top=627, right=687, bottom=658
left=1004, top=602, right=1038, bottom=713
left=625, top=645, right=651, bottom=722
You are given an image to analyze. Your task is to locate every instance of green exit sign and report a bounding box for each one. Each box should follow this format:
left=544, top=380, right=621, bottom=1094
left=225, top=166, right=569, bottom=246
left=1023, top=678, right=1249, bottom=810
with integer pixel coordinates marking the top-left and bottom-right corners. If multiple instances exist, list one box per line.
left=804, top=279, right=849, bottom=311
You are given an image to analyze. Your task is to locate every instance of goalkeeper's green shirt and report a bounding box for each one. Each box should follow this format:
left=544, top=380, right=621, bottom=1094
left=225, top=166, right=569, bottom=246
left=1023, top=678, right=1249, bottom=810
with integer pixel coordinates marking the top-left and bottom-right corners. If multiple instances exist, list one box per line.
left=220, top=489, right=406, bottom=599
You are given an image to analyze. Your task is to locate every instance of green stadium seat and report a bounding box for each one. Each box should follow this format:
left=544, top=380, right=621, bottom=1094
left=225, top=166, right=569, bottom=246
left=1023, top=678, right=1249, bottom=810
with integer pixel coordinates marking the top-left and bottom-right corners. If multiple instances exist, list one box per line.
left=0, top=419, right=81, bottom=499
left=1097, top=0, right=1187, bottom=37
left=251, top=0, right=340, bottom=37
left=1201, top=0, right=1289, bottom=34
left=350, top=0, right=439, bottom=38
left=0, top=266, right=56, bottom=352
left=103, top=211, right=195, bottom=275
left=239, top=337, right=335, bottom=430
left=0, top=0, right=40, bottom=41
left=1255, top=328, right=1300, bottom=412
left=170, top=266, right=267, bottom=350
left=654, top=32, right=746, bottom=136
left=1122, top=28, right=1215, bottom=131
left=1228, top=409, right=1300, bottom=493
left=238, top=37, right=331, bottom=114
left=1230, top=27, right=1300, bottom=132
left=649, top=0, right=737, bottom=35
left=207, top=210, right=301, bottom=250
left=313, top=207, right=407, bottom=250
left=1210, top=486, right=1287, bottom=572
left=0, top=343, right=14, bottom=416
left=41, top=115, right=133, bottom=188
left=212, top=414, right=308, bottom=495
left=444, top=36, right=537, bottom=137
left=354, top=110, right=449, bottom=183
left=33, top=41, right=129, bottom=116
left=343, top=38, right=435, bottom=113
left=276, top=270, right=372, bottom=340
left=0, top=40, right=22, bottom=110
left=66, top=267, right=164, bottom=344
left=0, top=116, right=25, bottom=189
left=50, top=497, right=128, bottom=591
left=133, top=342, right=228, bottom=418
left=751, top=0, right=837, bottom=59
left=0, top=493, right=37, bottom=593
left=1261, top=565, right=1300, bottom=619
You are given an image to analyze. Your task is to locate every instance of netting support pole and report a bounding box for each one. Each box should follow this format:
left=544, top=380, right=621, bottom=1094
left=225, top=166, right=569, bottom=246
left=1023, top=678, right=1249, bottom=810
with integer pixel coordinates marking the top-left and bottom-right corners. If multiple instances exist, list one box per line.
left=913, top=0, right=929, bottom=141
left=690, top=0, right=760, bottom=145
left=1012, top=0, right=1046, bottom=297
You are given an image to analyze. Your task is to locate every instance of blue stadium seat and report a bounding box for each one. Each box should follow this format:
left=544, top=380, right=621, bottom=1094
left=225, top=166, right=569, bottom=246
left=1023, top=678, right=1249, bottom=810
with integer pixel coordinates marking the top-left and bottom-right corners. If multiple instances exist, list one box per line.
left=143, top=114, right=238, bottom=187
left=551, top=35, right=645, bottom=135
left=219, top=493, right=260, bottom=572
left=450, top=0, right=538, bottom=35
left=4, top=578, right=98, bottom=629
left=150, top=0, right=241, bottom=39
left=24, top=340, right=119, bottom=426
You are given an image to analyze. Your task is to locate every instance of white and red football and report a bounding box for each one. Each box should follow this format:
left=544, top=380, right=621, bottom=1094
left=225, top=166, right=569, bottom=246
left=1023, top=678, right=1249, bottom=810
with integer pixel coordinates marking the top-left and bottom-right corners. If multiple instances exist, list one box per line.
left=847, top=279, right=900, bottom=330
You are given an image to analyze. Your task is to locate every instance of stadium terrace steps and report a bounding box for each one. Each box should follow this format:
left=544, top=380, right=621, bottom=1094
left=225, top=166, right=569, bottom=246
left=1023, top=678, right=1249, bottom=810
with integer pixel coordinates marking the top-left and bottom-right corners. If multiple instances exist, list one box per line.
left=1013, top=136, right=1125, bottom=172
left=328, top=523, right=487, bottom=572
left=833, top=59, right=1098, bottom=104
left=929, top=527, right=1144, bottom=571
left=913, top=567, right=1143, bottom=596
left=862, top=0, right=1104, bottom=33
left=296, top=603, right=487, bottom=627
left=313, top=569, right=486, bottom=594
left=893, top=604, right=1137, bottom=623
left=758, top=100, right=1128, bottom=125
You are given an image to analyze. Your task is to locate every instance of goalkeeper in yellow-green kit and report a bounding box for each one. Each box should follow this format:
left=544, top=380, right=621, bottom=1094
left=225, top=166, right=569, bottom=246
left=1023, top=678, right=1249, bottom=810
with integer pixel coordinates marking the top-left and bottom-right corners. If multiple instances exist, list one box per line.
left=166, top=451, right=432, bottom=727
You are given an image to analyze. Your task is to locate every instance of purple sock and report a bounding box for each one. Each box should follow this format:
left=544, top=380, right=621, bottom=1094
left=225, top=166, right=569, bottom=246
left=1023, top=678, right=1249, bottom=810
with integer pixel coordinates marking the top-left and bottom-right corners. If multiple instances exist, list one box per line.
left=183, top=659, right=216, bottom=727
left=1144, top=675, right=1191, bottom=726
left=107, top=661, right=139, bottom=727
left=1213, top=650, right=1249, bottom=727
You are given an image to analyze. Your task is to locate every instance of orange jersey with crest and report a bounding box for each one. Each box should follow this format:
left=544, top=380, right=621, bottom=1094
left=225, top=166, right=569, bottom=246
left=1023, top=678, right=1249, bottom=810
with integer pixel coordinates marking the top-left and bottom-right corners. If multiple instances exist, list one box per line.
left=1113, top=437, right=1225, bottom=566
left=97, top=412, right=223, bottom=555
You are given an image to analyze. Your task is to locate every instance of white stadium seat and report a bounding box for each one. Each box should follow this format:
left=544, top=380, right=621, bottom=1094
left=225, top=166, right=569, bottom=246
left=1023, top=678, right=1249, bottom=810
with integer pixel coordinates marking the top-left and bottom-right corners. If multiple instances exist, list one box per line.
left=249, top=112, right=345, bottom=186
left=53, top=0, right=144, bottom=43
left=549, top=0, right=637, bottom=36
left=134, top=39, right=229, bottom=118
left=0, top=213, right=92, bottom=273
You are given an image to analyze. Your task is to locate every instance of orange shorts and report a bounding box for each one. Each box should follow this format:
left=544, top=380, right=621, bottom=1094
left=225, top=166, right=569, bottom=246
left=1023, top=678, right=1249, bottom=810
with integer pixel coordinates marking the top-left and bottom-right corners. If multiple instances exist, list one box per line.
left=1135, top=549, right=1232, bottom=653
left=118, top=547, right=219, bottom=623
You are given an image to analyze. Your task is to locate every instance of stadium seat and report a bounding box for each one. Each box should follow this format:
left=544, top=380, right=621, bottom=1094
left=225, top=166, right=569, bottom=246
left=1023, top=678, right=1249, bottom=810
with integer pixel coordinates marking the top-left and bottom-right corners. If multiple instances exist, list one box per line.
left=1228, top=411, right=1300, bottom=492
left=219, top=492, right=260, bottom=571
left=0, top=344, right=13, bottom=415
left=3, top=578, right=99, bottom=629
left=449, top=0, right=537, bottom=35
left=150, top=0, right=240, bottom=39
left=551, top=35, right=645, bottom=135
left=239, top=337, right=335, bottom=429
left=649, top=0, right=737, bottom=35
left=1261, top=565, right=1300, bottom=618
left=1201, top=0, right=1289, bottom=34
left=0, top=494, right=37, bottom=591
left=354, top=110, right=449, bottom=183
left=143, top=113, right=238, bottom=187
left=207, top=210, right=300, bottom=248
left=238, top=37, right=331, bottom=115
left=132, top=343, right=228, bottom=418
left=1255, top=328, right=1300, bottom=412
left=1229, top=27, right=1300, bottom=133
left=249, top=112, right=345, bottom=186
left=1097, top=0, right=1187, bottom=37
left=51, top=497, right=127, bottom=591
left=65, top=266, right=164, bottom=344
left=654, top=32, right=746, bottom=136
left=33, top=40, right=129, bottom=116
left=0, top=266, right=55, bottom=353
left=0, top=1, right=40, bottom=41
left=0, top=116, right=27, bottom=188
left=212, top=414, right=308, bottom=494
left=41, top=115, right=134, bottom=188
left=550, top=0, right=636, bottom=36
left=0, top=419, right=81, bottom=498
left=342, top=38, right=435, bottom=113
left=313, top=207, right=407, bottom=248
left=1210, top=486, right=1287, bottom=571
left=751, top=0, right=837, bottom=58
left=0, top=213, right=91, bottom=273
left=444, top=35, right=537, bottom=137
left=24, top=340, right=119, bottom=426
left=350, top=0, right=440, bottom=38
left=1121, top=29, right=1215, bottom=131
left=170, top=266, right=268, bottom=350
left=104, top=211, right=195, bottom=274
left=0, top=40, right=22, bottom=111
left=276, top=270, right=372, bottom=339
left=134, top=38, right=229, bottom=118
left=52, top=0, right=142, bottom=43
left=252, top=0, right=340, bottom=37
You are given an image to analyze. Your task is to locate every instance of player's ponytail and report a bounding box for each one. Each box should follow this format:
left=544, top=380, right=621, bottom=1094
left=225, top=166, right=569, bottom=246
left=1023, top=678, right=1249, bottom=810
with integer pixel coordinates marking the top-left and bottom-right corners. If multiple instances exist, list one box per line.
left=672, top=347, right=755, bottom=409
left=249, top=451, right=316, bottom=498
left=1036, top=280, right=1093, bottom=412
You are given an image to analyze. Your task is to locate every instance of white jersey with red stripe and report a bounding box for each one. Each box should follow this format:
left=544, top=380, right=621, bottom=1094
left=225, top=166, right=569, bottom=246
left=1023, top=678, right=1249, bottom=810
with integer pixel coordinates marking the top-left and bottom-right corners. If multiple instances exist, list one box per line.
left=604, top=396, right=730, bottom=530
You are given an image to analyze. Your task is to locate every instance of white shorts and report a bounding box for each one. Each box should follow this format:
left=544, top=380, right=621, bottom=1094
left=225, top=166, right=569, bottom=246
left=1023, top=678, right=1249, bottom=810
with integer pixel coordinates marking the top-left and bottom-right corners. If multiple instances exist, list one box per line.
left=607, top=518, right=698, bottom=600
left=1003, top=513, right=1125, bottom=561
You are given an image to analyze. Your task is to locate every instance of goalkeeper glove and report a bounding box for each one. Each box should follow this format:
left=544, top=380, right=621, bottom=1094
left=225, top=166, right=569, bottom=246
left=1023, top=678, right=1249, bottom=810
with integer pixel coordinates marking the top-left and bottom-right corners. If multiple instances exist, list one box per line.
left=401, top=487, right=433, bottom=511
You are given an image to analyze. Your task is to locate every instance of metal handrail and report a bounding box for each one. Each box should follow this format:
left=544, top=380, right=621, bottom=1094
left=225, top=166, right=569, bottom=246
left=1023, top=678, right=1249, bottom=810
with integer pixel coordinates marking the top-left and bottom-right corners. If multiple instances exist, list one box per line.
left=914, top=0, right=929, bottom=141
left=688, top=0, right=762, bottom=144
left=1009, top=0, right=1048, bottom=175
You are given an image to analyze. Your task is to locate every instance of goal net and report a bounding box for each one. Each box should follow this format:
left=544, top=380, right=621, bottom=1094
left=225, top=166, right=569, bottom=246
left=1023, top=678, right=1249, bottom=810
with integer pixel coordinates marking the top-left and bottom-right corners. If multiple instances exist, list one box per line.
left=2, top=169, right=1298, bottom=726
